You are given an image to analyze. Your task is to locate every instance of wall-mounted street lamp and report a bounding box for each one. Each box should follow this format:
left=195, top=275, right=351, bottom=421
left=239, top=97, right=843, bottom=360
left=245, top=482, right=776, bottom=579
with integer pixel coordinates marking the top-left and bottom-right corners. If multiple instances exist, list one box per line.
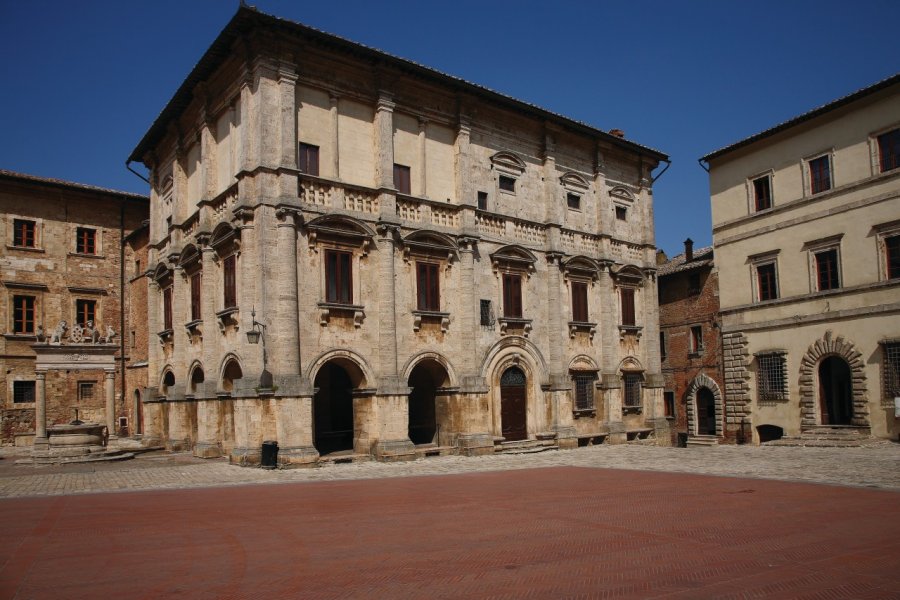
left=247, top=307, right=273, bottom=391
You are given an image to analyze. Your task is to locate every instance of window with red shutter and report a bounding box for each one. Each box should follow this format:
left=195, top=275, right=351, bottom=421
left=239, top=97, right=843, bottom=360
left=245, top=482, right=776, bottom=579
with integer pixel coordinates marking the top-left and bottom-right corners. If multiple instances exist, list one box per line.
left=223, top=255, right=236, bottom=309
left=416, top=262, right=440, bottom=311
left=190, top=272, right=202, bottom=320
left=502, top=274, right=522, bottom=318
left=620, top=288, right=635, bottom=326
left=393, top=164, right=411, bottom=195
left=571, top=281, right=588, bottom=322
left=325, top=250, right=352, bottom=304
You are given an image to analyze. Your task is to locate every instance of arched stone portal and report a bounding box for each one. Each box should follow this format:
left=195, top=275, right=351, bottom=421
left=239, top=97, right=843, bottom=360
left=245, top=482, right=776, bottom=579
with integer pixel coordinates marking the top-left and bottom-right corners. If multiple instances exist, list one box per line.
left=407, top=359, right=450, bottom=446
left=500, top=366, right=528, bottom=441
left=818, top=356, right=853, bottom=425
left=685, top=373, right=723, bottom=437
left=799, top=331, right=868, bottom=427
left=313, top=362, right=356, bottom=455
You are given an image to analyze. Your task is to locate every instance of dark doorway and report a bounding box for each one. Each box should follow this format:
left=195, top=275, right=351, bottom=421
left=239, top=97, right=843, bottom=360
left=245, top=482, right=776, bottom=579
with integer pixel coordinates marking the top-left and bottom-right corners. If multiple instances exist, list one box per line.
left=313, top=362, right=355, bottom=455
left=408, top=362, right=444, bottom=445
left=819, top=356, right=853, bottom=425
left=696, top=387, right=717, bottom=435
left=500, top=366, right=527, bottom=441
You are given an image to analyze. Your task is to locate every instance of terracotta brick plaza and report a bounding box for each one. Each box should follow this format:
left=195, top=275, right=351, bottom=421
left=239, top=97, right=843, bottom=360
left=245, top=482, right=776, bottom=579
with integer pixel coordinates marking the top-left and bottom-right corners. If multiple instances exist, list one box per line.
left=2, top=463, right=899, bottom=599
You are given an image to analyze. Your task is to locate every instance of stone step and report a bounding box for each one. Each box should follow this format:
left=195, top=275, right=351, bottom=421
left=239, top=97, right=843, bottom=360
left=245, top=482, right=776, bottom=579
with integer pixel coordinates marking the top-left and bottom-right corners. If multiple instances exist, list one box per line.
left=494, top=439, right=558, bottom=454
left=686, top=435, right=719, bottom=447
left=317, top=452, right=373, bottom=465
left=764, top=437, right=863, bottom=448
left=414, top=444, right=455, bottom=458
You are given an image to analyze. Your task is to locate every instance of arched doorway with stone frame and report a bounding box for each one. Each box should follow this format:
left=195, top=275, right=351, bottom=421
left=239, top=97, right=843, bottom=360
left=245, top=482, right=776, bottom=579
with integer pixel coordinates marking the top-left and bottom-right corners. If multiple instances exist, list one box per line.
left=481, top=338, right=549, bottom=444
left=306, top=350, right=375, bottom=457
left=798, top=331, right=869, bottom=428
left=402, top=352, right=457, bottom=448
left=685, top=373, right=724, bottom=437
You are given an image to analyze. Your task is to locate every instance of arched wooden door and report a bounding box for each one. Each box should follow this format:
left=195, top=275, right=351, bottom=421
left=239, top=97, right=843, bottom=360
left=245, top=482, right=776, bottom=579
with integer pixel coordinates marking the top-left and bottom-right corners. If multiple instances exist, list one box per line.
left=500, top=366, right=527, bottom=441
left=696, top=387, right=717, bottom=435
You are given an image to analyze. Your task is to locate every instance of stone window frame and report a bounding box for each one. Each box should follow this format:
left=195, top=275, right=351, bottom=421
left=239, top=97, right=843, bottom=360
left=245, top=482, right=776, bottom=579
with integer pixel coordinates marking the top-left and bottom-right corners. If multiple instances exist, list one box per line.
left=689, top=324, right=704, bottom=356
left=3, top=282, right=45, bottom=338
left=72, top=295, right=100, bottom=329
left=209, top=223, right=242, bottom=332
left=73, top=226, right=100, bottom=257
left=298, top=142, right=320, bottom=176
left=6, top=214, right=43, bottom=252
left=77, top=380, right=96, bottom=403
left=490, top=245, right=536, bottom=337
left=179, top=244, right=203, bottom=335
left=306, top=215, right=373, bottom=328
left=612, top=265, right=644, bottom=339
left=609, top=186, right=636, bottom=224
left=561, top=255, right=599, bottom=339
left=754, top=350, right=788, bottom=403
left=880, top=339, right=900, bottom=402
left=868, top=123, right=900, bottom=175
left=802, top=234, right=843, bottom=293
left=571, top=370, right=599, bottom=416
left=872, top=219, right=900, bottom=282
left=153, top=264, right=175, bottom=341
left=490, top=151, right=526, bottom=198
left=560, top=171, right=590, bottom=214
left=401, top=230, right=457, bottom=333
left=748, top=249, right=780, bottom=303
left=622, top=371, right=644, bottom=414
left=802, top=149, right=834, bottom=197
left=746, top=169, right=774, bottom=214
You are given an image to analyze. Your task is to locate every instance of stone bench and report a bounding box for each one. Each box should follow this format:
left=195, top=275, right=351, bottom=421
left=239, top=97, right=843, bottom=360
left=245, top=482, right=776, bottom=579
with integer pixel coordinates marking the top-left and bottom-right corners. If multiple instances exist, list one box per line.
left=626, top=428, right=654, bottom=441
left=576, top=433, right=608, bottom=447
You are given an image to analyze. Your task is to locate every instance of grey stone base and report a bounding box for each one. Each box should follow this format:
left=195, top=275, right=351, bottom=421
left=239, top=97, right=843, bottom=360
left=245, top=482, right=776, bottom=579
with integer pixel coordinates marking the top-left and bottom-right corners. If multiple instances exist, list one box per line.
left=166, top=438, right=192, bottom=452
left=277, top=445, right=319, bottom=468
left=373, top=438, right=416, bottom=462
left=456, top=433, right=494, bottom=456
left=193, top=441, right=222, bottom=459
left=606, top=421, right=627, bottom=444
left=230, top=447, right=261, bottom=466
left=551, top=425, right=578, bottom=450
left=141, top=436, right=164, bottom=448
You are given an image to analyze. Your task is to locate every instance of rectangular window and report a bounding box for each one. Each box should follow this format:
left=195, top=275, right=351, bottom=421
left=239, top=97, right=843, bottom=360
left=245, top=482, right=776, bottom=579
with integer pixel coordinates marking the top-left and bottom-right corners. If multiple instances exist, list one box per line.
left=663, top=391, right=675, bottom=418
left=502, top=274, right=522, bottom=318
left=572, top=372, right=597, bottom=411
left=566, top=193, right=581, bottom=210
left=498, top=175, right=516, bottom=193
left=325, top=250, right=353, bottom=304
left=13, top=219, right=36, bottom=248
left=688, top=273, right=701, bottom=295
left=75, top=299, right=95, bottom=326
left=163, top=287, right=173, bottom=330
left=13, top=381, right=35, bottom=404
left=477, top=191, right=488, bottom=211
left=815, top=249, right=840, bottom=291
left=660, top=332, right=667, bottom=362
left=416, top=262, right=440, bottom=311
left=690, top=325, right=703, bottom=354
left=298, top=143, right=320, bottom=176
left=757, top=263, right=778, bottom=301
left=571, top=281, right=588, bottom=322
left=886, top=235, right=900, bottom=280
left=753, top=175, right=772, bottom=211
left=394, top=164, right=411, bottom=195
left=877, top=129, right=900, bottom=173
left=76, top=227, right=96, bottom=254
left=615, top=206, right=627, bottom=221
left=758, top=353, right=787, bottom=401
left=190, top=272, right=202, bottom=321
left=620, top=288, right=635, bottom=326
left=883, top=342, right=900, bottom=399
left=223, top=254, right=237, bottom=309
left=809, top=155, right=831, bottom=194
left=78, top=381, right=95, bottom=402
left=623, top=373, right=642, bottom=407
left=480, top=299, right=493, bottom=327
left=12, top=295, right=35, bottom=334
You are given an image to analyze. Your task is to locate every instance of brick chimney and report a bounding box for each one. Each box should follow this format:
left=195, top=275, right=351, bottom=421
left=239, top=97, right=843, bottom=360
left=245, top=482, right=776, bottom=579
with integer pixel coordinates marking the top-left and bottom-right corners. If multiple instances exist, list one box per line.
left=609, top=128, right=625, bottom=138
left=684, top=238, right=694, bottom=262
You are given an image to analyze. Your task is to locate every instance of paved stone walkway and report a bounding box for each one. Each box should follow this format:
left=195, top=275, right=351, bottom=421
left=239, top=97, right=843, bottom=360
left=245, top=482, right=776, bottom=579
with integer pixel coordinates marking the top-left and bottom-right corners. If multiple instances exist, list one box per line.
left=1, top=442, right=898, bottom=498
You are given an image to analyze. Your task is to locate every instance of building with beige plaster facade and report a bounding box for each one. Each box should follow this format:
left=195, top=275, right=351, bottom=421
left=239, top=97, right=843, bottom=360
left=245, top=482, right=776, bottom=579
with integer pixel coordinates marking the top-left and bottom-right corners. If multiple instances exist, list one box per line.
left=128, top=6, right=669, bottom=466
left=701, top=74, right=900, bottom=443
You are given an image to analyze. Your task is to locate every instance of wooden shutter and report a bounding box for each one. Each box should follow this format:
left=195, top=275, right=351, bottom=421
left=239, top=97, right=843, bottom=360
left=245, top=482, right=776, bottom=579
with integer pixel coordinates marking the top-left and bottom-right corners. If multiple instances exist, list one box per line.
left=190, top=273, right=202, bottom=320
left=223, top=255, right=236, bottom=308
left=620, top=288, right=635, bottom=326
left=572, top=281, right=588, bottom=322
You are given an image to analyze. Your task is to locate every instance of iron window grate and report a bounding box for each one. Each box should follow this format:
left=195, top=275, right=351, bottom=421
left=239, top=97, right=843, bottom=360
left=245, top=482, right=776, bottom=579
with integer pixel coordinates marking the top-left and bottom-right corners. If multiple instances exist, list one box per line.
left=573, top=372, right=597, bottom=411
left=883, top=342, right=900, bottom=399
left=758, top=353, right=787, bottom=401
left=623, top=373, right=642, bottom=407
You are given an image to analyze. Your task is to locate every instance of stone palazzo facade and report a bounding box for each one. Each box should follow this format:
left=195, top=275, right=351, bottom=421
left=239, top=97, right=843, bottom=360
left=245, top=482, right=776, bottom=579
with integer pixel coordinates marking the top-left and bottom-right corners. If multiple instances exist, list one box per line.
left=702, top=74, right=900, bottom=443
left=128, top=6, right=669, bottom=465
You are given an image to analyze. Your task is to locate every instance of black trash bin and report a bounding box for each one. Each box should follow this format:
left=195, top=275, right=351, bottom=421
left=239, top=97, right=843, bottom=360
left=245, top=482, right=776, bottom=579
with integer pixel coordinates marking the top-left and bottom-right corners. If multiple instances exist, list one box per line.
left=676, top=432, right=688, bottom=448
left=261, top=440, right=278, bottom=469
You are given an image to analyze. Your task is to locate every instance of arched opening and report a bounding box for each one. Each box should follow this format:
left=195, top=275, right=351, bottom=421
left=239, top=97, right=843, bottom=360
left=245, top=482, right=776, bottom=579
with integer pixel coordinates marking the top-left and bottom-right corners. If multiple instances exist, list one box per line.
left=190, top=367, right=205, bottom=396
left=819, top=356, right=853, bottom=425
left=407, top=360, right=450, bottom=446
left=500, top=366, right=527, bottom=441
left=161, top=371, right=175, bottom=397
left=757, top=424, right=784, bottom=443
left=133, top=389, right=143, bottom=435
left=222, top=360, right=242, bottom=394
left=313, top=362, right=356, bottom=455
left=696, top=387, right=717, bottom=435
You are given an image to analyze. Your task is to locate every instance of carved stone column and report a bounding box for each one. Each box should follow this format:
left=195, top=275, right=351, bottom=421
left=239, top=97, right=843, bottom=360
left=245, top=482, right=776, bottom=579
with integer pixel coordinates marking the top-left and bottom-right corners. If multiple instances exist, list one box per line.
left=457, top=237, right=477, bottom=374
left=34, top=370, right=47, bottom=441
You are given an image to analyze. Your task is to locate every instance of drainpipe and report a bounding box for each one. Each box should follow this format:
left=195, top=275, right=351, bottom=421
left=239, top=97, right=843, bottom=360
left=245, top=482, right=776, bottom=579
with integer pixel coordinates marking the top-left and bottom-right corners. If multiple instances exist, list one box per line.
left=119, top=203, right=127, bottom=436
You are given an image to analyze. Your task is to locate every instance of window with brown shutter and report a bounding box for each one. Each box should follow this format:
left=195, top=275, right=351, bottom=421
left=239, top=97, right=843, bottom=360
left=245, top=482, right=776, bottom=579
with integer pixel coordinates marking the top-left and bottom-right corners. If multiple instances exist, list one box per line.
left=13, top=219, right=36, bottom=247
left=757, top=263, right=778, bottom=301
left=75, top=299, right=96, bottom=327
left=416, top=262, right=440, bottom=311
left=886, top=235, right=900, bottom=280
left=877, top=129, right=900, bottom=173
left=163, top=287, right=173, bottom=330
left=76, top=227, right=96, bottom=254
left=815, top=249, right=840, bottom=291
left=223, top=254, right=236, bottom=309
left=393, top=164, right=411, bottom=195
left=325, top=250, right=353, bottom=304
left=809, top=155, right=831, bottom=194
left=571, top=281, right=588, bottom=322
left=13, top=295, right=35, bottom=334
left=299, top=143, right=319, bottom=176
left=620, top=287, right=635, bottom=326
left=753, top=175, right=772, bottom=211
left=502, top=274, right=522, bottom=318
left=190, top=272, right=202, bottom=321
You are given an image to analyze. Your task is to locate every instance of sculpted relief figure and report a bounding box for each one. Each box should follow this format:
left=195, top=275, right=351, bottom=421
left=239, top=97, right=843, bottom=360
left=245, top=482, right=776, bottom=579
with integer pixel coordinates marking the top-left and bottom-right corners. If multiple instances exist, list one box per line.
left=103, top=325, right=116, bottom=345
left=69, top=323, right=84, bottom=344
left=49, top=321, right=67, bottom=345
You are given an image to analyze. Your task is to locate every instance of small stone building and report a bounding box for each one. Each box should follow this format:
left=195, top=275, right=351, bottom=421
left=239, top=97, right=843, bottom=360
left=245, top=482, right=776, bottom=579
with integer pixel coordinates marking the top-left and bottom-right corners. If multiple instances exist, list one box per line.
left=0, top=170, right=149, bottom=445
left=702, top=74, right=900, bottom=443
left=127, top=6, right=670, bottom=465
left=658, top=240, right=734, bottom=446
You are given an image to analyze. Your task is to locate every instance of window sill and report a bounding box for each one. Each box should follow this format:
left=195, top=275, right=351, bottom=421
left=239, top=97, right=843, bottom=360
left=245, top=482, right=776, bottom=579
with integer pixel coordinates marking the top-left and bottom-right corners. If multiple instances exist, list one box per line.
left=568, top=321, right=597, bottom=340
left=573, top=409, right=596, bottom=419
left=618, top=325, right=643, bottom=340
left=6, top=245, right=44, bottom=253
left=498, top=317, right=532, bottom=337
left=3, top=334, right=37, bottom=341
left=157, top=329, right=173, bottom=343
left=412, top=310, right=450, bottom=333
left=688, top=351, right=704, bottom=358
left=216, top=307, right=239, bottom=333
left=185, top=319, right=202, bottom=339
left=318, top=302, right=365, bottom=328
left=622, top=405, right=643, bottom=415
left=68, top=252, right=103, bottom=260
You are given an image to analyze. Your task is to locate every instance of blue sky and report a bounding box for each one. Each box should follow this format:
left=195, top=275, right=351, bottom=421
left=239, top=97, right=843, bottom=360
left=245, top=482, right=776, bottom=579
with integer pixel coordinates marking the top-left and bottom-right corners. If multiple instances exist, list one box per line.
left=1, top=0, right=897, bottom=255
